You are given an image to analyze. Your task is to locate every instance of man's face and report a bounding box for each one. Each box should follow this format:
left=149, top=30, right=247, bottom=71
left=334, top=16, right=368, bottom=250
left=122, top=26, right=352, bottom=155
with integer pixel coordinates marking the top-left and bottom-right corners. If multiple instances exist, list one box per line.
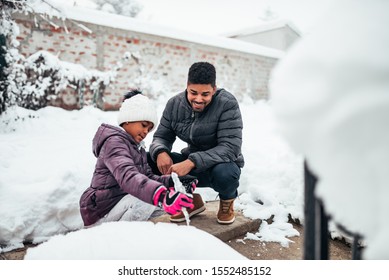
left=186, top=83, right=216, bottom=112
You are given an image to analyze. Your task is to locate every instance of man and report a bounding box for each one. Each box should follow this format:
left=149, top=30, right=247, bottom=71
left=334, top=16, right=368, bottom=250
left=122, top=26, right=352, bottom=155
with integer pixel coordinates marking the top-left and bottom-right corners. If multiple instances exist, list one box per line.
left=148, top=61, right=244, bottom=224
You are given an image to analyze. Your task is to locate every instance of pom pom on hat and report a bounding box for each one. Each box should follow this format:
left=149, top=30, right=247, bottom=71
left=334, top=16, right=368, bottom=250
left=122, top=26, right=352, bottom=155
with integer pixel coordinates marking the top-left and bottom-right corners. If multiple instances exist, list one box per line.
left=117, top=93, right=158, bottom=130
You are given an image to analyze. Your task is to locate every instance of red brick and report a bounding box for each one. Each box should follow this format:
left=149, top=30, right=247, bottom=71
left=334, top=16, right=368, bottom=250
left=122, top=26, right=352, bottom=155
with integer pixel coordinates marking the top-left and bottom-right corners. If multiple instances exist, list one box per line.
left=51, top=27, right=62, bottom=33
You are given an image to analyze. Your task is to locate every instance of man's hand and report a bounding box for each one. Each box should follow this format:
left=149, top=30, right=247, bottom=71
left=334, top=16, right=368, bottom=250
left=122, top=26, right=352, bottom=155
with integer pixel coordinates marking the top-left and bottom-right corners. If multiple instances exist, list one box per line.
left=168, top=159, right=195, bottom=176
left=156, top=152, right=173, bottom=175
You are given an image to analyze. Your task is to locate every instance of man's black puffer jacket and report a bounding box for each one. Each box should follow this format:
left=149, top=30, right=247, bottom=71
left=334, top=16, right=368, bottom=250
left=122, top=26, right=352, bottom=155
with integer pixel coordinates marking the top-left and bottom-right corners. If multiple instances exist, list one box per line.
left=150, top=88, right=244, bottom=172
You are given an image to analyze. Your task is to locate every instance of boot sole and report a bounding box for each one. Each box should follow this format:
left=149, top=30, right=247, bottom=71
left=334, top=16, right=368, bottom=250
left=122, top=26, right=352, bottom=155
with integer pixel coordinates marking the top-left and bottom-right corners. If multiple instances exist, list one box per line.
left=217, top=216, right=236, bottom=224
left=169, top=205, right=206, bottom=223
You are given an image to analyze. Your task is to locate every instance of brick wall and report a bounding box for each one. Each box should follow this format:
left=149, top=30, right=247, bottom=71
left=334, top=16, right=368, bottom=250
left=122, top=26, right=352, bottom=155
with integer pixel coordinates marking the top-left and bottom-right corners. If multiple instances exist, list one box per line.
left=14, top=11, right=279, bottom=110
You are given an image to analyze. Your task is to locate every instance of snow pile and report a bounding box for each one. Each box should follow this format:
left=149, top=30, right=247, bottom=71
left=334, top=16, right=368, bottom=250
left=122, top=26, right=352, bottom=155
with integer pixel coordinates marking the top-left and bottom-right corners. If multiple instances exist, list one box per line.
left=24, top=221, right=247, bottom=260
left=270, top=0, right=389, bottom=259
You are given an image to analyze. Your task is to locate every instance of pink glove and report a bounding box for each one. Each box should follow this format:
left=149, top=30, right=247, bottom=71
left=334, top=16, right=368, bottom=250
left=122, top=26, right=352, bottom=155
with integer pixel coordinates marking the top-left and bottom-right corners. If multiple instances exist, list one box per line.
left=153, top=186, right=194, bottom=215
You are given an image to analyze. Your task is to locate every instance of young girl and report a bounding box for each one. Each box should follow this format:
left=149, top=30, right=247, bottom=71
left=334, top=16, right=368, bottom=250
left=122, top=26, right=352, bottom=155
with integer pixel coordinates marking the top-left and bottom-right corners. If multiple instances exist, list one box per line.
left=79, top=90, right=195, bottom=227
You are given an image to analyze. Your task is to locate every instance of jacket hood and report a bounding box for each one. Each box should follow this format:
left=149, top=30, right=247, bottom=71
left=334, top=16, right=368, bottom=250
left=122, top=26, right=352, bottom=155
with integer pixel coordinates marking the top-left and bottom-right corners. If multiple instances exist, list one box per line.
left=92, top=123, right=134, bottom=157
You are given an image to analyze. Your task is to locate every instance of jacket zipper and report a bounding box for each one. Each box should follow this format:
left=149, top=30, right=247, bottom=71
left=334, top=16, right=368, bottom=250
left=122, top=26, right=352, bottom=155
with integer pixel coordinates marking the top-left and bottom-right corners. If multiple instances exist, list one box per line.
left=189, top=110, right=196, bottom=143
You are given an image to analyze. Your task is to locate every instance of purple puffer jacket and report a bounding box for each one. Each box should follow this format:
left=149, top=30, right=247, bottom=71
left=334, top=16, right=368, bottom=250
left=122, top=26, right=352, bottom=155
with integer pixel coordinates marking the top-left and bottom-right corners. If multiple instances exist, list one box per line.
left=79, top=123, right=170, bottom=226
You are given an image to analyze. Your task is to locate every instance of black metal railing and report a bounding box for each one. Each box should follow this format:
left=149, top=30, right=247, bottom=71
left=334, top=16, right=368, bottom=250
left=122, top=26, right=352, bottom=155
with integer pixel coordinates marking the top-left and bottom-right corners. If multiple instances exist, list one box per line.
left=303, top=160, right=363, bottom=260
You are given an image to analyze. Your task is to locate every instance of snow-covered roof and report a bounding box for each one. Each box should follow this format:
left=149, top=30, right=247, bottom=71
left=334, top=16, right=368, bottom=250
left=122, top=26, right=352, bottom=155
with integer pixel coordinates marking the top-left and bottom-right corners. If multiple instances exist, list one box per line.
left=31, top=4, right=284, bottom=59
left=222, top=19, right=301, bottom=38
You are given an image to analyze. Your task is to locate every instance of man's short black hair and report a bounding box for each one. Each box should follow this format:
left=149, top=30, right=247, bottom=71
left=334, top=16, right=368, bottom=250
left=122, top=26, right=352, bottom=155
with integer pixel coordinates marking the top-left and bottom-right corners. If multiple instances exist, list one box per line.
left=187, top=62, right=216, bottom=87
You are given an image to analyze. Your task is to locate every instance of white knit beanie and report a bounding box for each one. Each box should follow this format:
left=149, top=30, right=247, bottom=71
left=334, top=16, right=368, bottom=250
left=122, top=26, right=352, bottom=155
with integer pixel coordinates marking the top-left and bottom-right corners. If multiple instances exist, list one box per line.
left=117, top=94, right=158, bottom=130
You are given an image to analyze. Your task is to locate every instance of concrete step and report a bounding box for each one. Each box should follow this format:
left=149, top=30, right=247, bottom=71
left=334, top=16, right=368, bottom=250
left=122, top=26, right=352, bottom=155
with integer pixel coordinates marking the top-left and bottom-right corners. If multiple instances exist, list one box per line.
left=151, top=200, right=261, bottom=242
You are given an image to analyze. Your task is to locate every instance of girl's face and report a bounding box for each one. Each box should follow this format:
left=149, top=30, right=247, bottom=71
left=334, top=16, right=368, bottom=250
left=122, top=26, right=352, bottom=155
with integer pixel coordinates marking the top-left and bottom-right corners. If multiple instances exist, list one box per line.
left=122, top=121, right=154, bottom=143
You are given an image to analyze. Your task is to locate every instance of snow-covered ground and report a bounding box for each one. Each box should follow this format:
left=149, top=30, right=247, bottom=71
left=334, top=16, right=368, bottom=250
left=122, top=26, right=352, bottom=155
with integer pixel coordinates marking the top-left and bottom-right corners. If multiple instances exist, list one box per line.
left=2, top=0, right=387, bottom=262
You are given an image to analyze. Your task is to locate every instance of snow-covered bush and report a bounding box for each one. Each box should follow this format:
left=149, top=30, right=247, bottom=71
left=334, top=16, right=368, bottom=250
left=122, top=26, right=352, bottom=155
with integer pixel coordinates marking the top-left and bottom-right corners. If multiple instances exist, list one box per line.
left=16, top=51, right=115, bottom=110
left=0, top=1, right=115, bottom=113
left=0, top=0, right=28, bottom=115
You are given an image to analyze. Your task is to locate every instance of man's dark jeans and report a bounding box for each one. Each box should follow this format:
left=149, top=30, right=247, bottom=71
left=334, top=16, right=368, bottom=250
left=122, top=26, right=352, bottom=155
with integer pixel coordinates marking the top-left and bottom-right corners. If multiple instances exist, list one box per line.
left=147, top=152, right=240, bottom=200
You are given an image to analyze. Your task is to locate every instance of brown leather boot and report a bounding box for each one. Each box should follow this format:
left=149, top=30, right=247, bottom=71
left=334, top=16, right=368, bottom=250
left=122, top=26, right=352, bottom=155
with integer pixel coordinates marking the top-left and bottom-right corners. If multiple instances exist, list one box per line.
left=217, top=198, right=235, bottom=224
left=170, top=193, right=206, bottom=222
